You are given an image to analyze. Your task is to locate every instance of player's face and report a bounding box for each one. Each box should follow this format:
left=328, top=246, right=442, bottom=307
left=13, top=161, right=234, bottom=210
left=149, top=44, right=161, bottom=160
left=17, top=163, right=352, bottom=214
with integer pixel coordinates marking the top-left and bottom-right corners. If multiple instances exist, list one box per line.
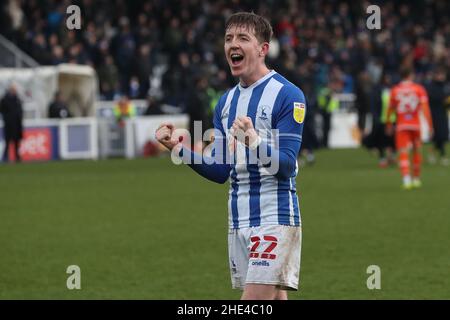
left=224, top=25, right=265, bottom=81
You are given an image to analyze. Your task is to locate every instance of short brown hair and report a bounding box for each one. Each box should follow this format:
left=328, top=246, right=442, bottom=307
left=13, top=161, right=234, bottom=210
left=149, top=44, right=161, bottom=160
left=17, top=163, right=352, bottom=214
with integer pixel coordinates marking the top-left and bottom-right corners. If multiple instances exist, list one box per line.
left=225, top=12, right=273, bottom=43
left=399, top=65, right=413, bottom=79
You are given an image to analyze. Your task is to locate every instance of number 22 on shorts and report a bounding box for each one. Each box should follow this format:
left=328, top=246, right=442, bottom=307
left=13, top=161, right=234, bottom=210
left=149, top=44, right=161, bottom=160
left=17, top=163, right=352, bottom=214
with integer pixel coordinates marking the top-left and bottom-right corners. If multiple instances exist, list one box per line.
left=249, top=236, right=278, bottom=260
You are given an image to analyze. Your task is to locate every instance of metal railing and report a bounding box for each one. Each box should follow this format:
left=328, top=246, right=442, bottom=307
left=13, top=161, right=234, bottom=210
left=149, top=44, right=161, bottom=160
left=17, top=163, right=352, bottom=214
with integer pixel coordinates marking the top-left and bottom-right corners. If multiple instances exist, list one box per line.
left=0, top=34, right=39, bottom=68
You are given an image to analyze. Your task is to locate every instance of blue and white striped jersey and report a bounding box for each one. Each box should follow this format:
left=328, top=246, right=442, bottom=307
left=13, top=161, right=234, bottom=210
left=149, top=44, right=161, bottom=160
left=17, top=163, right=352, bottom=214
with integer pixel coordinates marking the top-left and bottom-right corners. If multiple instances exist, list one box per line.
left=213, top=70, right=306, bottom=229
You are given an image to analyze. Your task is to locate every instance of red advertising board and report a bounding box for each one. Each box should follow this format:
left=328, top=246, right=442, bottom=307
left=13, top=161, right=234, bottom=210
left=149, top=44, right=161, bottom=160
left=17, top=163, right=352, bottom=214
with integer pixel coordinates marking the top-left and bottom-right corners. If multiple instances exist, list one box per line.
left=8, top=128, right=52, bottom=162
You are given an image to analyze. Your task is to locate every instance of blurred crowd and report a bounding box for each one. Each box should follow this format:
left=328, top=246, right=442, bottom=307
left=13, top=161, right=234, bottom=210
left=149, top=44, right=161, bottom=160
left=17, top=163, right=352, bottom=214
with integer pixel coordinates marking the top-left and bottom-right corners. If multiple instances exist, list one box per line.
left=1, top=0, right=449, bottom=154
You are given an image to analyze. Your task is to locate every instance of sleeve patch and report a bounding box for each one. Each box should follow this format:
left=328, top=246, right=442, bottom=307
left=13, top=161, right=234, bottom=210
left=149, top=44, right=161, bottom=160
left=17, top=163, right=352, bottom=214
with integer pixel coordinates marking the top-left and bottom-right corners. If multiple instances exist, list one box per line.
left=293, top=102, right=305, bottom=124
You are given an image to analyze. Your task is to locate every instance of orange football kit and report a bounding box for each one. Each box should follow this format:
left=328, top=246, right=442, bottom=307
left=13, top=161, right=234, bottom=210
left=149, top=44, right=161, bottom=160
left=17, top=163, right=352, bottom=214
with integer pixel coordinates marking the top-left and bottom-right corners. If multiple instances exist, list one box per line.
left=386, top=81, right=433, bottom=187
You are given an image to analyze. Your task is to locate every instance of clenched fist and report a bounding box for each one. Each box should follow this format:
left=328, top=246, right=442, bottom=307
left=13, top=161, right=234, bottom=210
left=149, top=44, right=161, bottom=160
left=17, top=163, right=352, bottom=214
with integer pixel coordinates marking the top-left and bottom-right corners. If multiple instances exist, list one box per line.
left=155, top=123, right=183, bottom=151
left=231, top=116, right=261, bottom=149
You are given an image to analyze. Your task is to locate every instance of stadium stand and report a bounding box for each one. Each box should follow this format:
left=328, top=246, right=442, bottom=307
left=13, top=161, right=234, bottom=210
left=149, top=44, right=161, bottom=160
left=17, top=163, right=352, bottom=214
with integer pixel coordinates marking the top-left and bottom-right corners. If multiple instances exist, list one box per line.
left=1, top=0, right=448, bottom=103
left=0, top=0, right=449, bottom=155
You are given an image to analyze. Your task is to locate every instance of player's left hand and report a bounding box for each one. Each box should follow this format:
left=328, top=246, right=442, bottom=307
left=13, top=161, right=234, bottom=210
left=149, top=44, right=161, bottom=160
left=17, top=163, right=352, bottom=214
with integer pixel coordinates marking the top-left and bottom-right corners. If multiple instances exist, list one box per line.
left=231, top=116, right=260, bottom=148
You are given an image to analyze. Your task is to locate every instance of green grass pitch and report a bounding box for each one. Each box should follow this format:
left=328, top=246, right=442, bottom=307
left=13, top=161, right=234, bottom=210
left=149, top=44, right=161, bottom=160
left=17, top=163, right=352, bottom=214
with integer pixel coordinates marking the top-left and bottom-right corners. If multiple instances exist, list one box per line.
left=0, top=147, right=449, bottom=299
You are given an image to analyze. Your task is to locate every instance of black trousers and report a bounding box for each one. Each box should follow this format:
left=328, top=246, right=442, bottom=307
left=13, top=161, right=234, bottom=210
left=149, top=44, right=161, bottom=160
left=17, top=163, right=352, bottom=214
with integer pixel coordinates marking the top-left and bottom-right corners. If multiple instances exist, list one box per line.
left=433, top=137, right=447, bottom=157
left=320, top=110, right=331, bottom=148
left=2, top=138, right=21, bottom=162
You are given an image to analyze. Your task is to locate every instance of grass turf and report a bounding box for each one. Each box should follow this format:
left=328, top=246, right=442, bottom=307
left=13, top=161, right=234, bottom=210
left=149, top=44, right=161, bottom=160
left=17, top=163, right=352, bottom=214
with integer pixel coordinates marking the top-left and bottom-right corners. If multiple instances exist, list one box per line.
left=0, top=147, right=449, bottom=299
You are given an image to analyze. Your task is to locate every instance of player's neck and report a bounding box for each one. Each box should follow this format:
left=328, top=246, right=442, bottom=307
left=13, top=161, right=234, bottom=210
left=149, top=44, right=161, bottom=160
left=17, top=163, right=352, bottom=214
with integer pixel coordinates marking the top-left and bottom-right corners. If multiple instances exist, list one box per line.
left=239, top=66, right=271, bottom=88
left=401, top=77, right=414, bottom=83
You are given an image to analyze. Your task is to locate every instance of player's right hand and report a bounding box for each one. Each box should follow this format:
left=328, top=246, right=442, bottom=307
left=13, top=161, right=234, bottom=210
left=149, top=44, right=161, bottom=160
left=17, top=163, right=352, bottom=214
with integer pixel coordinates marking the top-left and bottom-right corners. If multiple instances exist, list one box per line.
left=156, top=123, right=180, bottom=151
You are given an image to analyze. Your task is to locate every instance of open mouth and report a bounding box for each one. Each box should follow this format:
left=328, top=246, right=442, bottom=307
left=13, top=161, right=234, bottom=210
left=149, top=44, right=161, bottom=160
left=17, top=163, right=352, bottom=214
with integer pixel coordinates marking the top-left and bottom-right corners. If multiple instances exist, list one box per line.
left=230, top=53, right=244, bottom=66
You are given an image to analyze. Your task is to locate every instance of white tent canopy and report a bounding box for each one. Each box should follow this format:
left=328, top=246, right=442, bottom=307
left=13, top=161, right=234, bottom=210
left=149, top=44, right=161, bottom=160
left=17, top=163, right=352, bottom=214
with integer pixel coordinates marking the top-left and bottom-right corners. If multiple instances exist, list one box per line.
left=0, top=64, right=97, bottom=118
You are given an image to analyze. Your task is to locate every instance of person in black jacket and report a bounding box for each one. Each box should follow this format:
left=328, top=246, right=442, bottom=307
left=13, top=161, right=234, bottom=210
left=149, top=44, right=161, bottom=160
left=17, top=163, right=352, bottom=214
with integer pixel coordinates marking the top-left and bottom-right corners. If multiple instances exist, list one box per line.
left=48, top=91, right=72, bottom=119
left=186, top=75, right=210, bottom=153
left=364, top=73, right=396, bottom=167
left=426, top=69, right=450, bottom=165
left=0, top=84, right=23, bottom=163
left=144, top=95, right=163, bottom=116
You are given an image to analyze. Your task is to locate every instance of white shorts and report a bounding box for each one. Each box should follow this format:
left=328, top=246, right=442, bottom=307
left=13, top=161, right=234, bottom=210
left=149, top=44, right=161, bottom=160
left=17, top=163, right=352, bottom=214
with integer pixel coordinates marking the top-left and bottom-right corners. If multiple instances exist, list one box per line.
left=228, top=225, right=302, bottom=291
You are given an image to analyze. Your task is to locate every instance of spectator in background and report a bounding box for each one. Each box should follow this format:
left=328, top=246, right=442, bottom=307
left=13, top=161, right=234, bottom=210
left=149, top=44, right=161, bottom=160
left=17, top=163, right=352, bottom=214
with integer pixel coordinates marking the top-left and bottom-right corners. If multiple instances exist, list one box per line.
left=51, top=45, right=65, bottom=65
left=0, top=83, right=23, bottom=163
left=205, top=69, right=228, bottom=130
left=1, top=0, right=449, bottom=116
left=0, top=1, right=14, bottom=39
left=98, top=55, right=119, bottom=101
left=355, top=71, right=372, bottom=137
left=163, top=17, right=183, bottom=62
left=299, top=99, right=319, bottom=166
left=113, top=95, right=136, bottom=128
left=48, top=91, right=71, bottom=119
left=30, top=33, right=52, bottom=65
left=134, top=44, right=153, bottom=99
left=129, top=76, right=141, bottom=99
left=317, top=79, right=340, bottom=148
left=112, top=16, right=136, bottom=95
left=364, top=73, right=396, bottom=168
left=426, top=69, right=450, bottom=166
left=161, top=52, right=192, bottom=108
left=2, top=0, right=24, bottom=41
left=186, top=76, right=210, bottom=153
left=144, top=95, right=163, bottom=116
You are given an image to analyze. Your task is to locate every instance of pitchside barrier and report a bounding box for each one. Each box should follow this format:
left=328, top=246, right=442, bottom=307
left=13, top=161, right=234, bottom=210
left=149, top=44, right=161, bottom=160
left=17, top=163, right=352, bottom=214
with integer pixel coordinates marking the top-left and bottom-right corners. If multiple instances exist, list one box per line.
left=0, top=114, right=189, bottom=162
left=97, top=114, right=189, bottom=159
left=0, top=118, right=98, bottom=162
left=0, top=98, right=444, bottom=163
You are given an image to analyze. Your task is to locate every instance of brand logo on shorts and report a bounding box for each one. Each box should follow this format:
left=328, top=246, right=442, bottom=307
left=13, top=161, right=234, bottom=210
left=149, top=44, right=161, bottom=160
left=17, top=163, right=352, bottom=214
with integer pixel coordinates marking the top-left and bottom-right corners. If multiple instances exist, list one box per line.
left=251, top=260, right=270, bottom=267
left=231, top=260, right=237, bottom=274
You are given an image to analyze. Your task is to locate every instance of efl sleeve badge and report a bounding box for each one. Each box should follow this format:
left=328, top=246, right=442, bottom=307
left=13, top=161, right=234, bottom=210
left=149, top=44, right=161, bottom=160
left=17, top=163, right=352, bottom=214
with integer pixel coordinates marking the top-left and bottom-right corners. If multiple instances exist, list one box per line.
left=293, top=102, right=306, bottom=124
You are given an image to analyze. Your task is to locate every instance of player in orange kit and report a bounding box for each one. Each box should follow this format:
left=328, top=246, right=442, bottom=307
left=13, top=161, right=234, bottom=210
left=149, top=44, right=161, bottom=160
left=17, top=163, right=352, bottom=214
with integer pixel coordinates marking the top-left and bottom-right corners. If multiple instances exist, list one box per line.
left=385, top=67, right=434, bottom=189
